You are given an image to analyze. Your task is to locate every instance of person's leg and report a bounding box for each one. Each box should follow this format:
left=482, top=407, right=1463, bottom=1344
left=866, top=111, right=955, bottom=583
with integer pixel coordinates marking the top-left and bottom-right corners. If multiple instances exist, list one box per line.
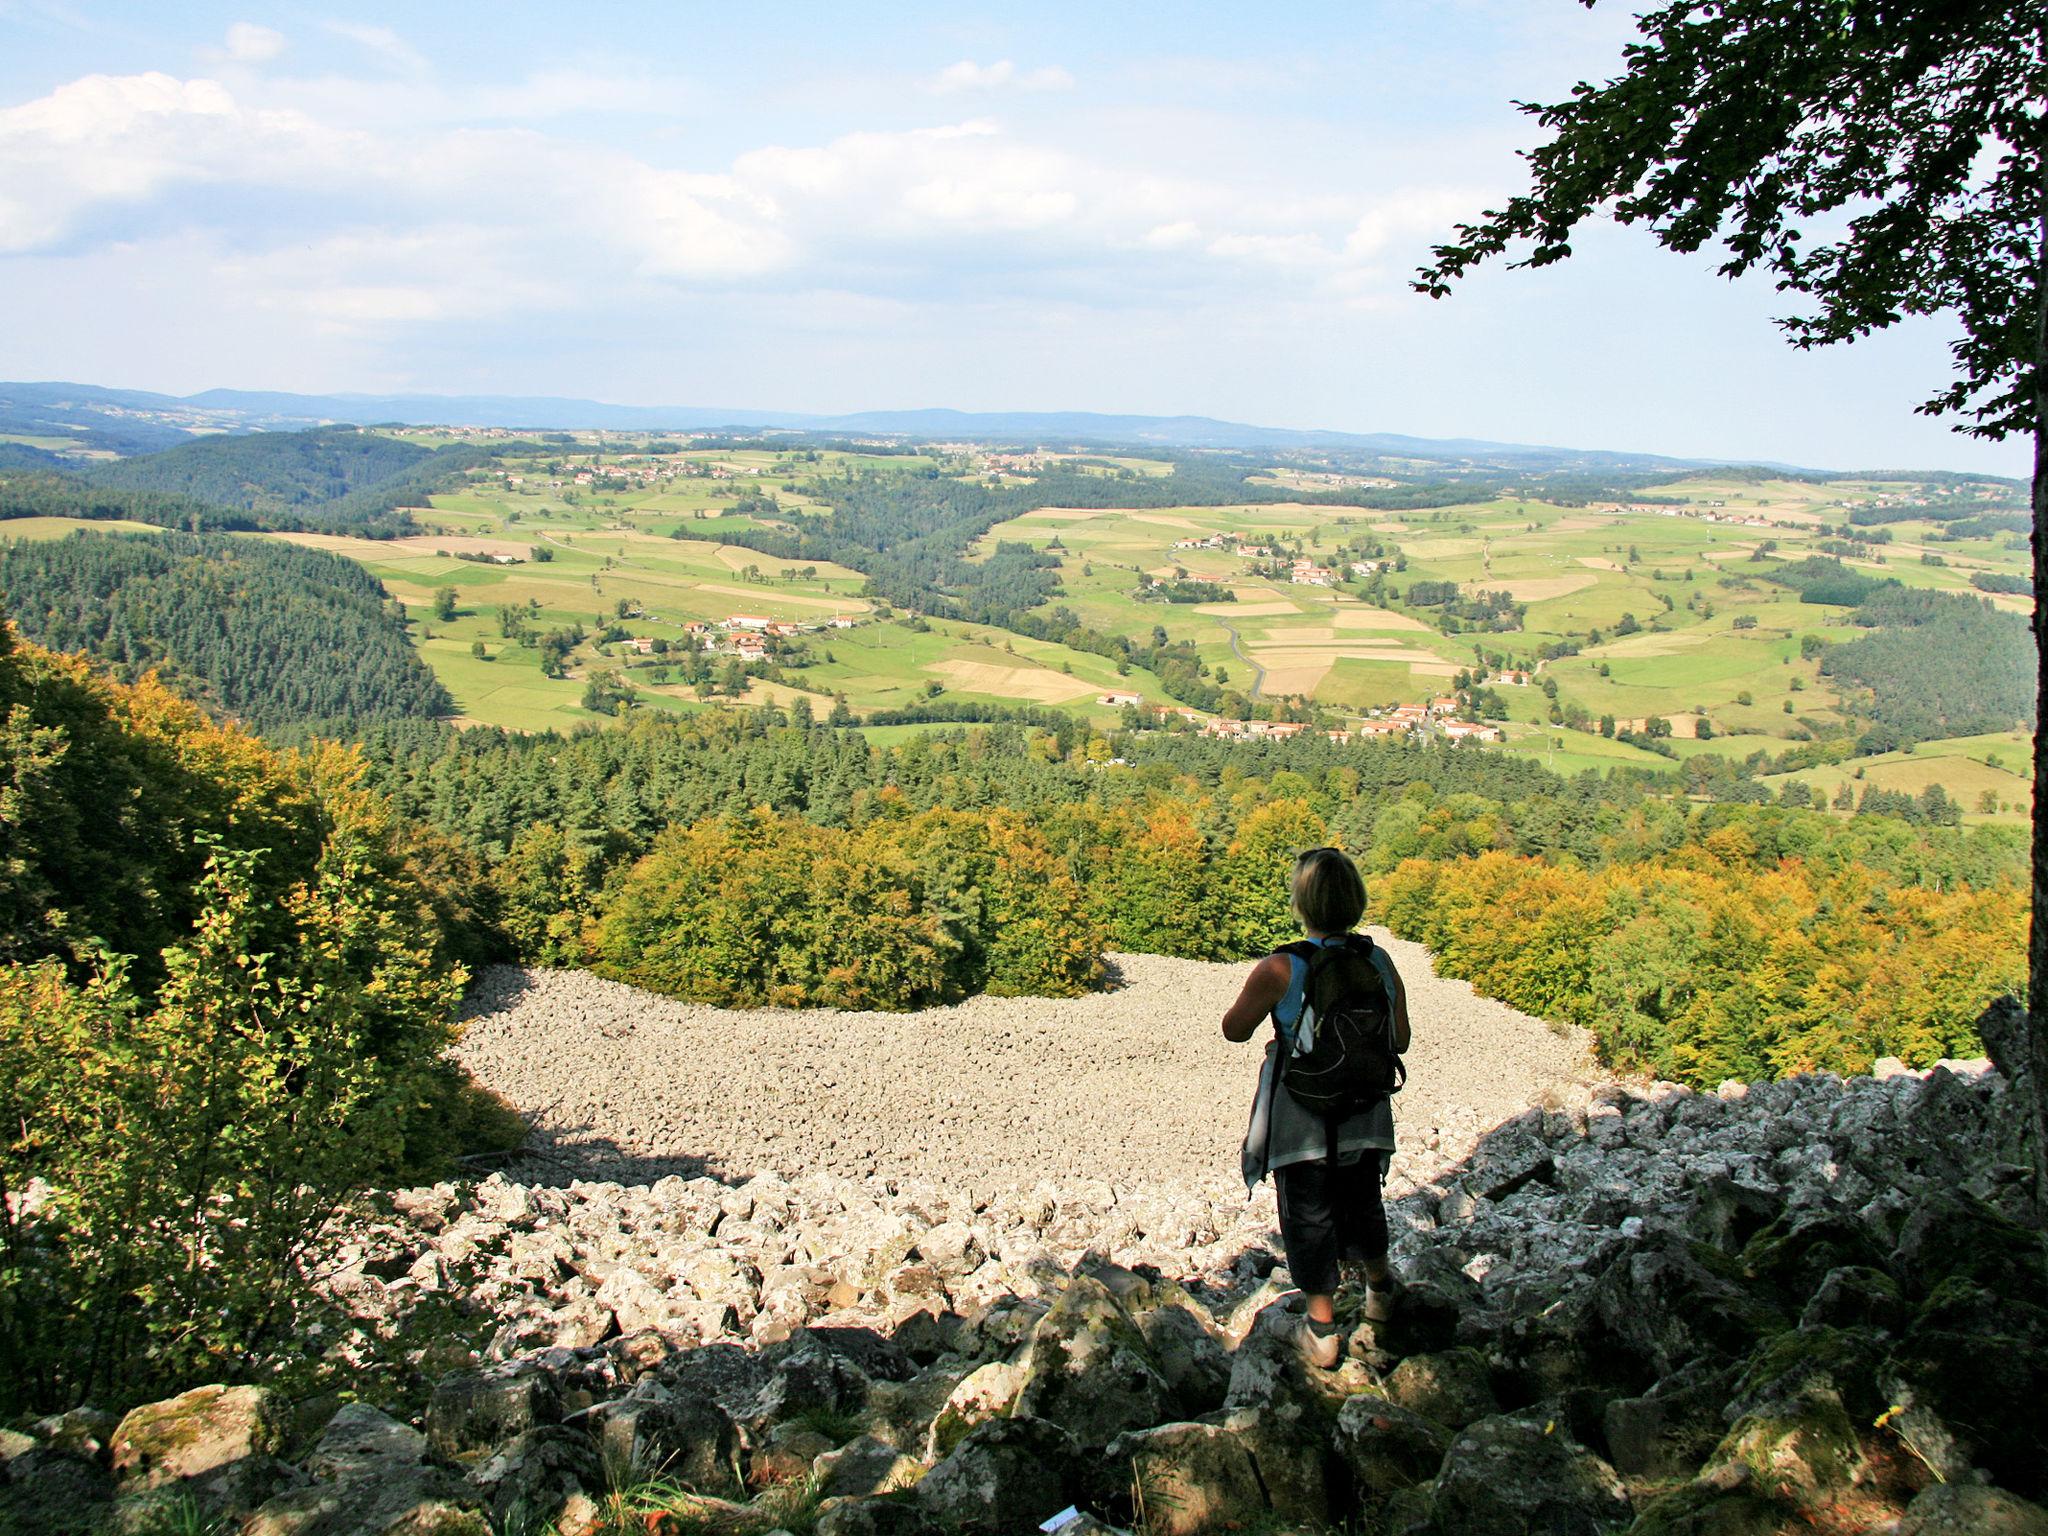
left=1274, top=1161, right=1341, bottom=1323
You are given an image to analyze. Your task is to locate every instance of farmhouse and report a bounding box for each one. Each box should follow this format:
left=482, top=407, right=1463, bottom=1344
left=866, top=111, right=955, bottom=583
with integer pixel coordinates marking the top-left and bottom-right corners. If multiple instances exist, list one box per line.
left=724, top=615, right=773, bottom=632
left=828, top=614, right=859, bottom=629
left=1441, top=720, right=1504, bottom=743
left=1099, top=691, right=1145, bottom=708
left=629, top=636, right=657, bottom=655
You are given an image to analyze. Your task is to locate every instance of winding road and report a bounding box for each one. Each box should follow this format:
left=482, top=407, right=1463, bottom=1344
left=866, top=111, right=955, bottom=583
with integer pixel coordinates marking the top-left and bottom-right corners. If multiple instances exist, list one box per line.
left=1217, top=618, right=1265, bottom=698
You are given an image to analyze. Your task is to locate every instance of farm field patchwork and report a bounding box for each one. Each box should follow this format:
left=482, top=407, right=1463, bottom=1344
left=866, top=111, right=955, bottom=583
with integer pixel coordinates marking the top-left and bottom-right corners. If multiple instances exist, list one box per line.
left=18, top=433, right=2019, bottom=806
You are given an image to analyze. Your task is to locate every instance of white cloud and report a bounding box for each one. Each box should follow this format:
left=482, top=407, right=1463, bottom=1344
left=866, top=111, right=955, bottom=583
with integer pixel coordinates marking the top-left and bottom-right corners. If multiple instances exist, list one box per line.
left=1141, top=220, right=1202, bottom=249
left=222, top=23, right=284, bottom=63
left=0, top=63, right=1462, bottom=332
left=0, top=71, right=353, bottom=252
left=930, top=59, right=1074, bottom=94
left=320, top=20, right=426, bottom=74
left=1345, top=188, right=1489, bottom=260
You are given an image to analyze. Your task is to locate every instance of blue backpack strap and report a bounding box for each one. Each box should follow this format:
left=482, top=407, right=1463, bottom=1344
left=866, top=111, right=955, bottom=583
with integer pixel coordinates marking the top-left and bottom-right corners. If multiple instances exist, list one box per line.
left=1269, top=940, right=1317, bottom=1049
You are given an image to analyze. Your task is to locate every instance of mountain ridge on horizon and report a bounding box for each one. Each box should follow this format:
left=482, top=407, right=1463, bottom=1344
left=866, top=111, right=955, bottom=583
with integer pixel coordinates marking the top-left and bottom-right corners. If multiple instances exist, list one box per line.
left=0, top=377, right=1866, bottom=477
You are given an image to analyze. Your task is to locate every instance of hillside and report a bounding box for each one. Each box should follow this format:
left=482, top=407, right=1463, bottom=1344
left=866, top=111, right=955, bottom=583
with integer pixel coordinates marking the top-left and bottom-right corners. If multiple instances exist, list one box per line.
left=0, top=529, right=452, bottom=732
left=87, top=426, right=432, bottom=514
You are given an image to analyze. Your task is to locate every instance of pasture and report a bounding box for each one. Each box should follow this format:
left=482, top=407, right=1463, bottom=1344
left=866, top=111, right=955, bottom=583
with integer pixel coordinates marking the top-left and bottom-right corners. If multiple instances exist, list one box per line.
left=112, top=432, right=2016, bottom=781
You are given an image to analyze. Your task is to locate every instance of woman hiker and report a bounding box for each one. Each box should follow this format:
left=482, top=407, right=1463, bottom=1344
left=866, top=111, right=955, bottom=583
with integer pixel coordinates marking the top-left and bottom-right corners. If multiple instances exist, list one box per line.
left=1222, top=845, right=1411, bottom=1368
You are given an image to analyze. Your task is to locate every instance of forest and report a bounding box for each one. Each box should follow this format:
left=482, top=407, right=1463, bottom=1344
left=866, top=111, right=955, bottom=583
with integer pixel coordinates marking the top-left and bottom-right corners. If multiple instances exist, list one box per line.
left=0, top=530, right=452, bottom=731
left=1820, top=585, right=2035, bottom=743
left=87, top=426, right=431, bottom=513
left=0, top=427, right=515, bottom=538
left=0, top=470, right=265, bottom=532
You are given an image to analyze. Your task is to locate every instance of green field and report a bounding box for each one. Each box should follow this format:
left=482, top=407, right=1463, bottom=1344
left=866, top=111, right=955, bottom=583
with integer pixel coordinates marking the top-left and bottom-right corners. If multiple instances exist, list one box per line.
left=15, top=437, right=2022, bottom=796
left=315, top=450, right=2045, bottom=790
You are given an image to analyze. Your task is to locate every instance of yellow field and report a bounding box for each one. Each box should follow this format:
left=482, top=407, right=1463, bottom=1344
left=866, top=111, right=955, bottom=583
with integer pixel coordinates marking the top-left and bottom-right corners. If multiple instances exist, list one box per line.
left=693, top=581, right=855, bottom=611
left=1331, top=608, right=1433, bottom=632
left=1203, top=600, right=1300, bottom=616
left=1489, top=574, right=1599, bottom=601
left=926, top=658, right=1098, bottom=701
left=0, top=516, right=162, bottom=539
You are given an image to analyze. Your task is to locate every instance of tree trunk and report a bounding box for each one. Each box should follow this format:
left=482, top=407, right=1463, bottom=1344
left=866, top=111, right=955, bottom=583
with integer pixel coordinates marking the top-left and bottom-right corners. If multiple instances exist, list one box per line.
left=2031, top=190, right=2048, bottom=1220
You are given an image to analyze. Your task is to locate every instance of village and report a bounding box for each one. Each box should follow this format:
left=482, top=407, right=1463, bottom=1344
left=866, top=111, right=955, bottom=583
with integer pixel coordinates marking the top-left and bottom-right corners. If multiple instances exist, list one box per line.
left=1092, top=688, right=1504, bottom=745
left=1167, top=528, right=1384, bottom=587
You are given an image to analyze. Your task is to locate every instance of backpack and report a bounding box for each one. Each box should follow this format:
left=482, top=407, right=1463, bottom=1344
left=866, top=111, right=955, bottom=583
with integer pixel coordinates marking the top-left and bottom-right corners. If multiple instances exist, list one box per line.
left=1276, top=934, right=1405, bottom=1117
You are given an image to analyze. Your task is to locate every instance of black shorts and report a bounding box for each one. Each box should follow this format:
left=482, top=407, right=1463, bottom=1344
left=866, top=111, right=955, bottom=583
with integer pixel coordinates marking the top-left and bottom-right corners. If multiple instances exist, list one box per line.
left=1274, top=1150, right=1388, bottom=1297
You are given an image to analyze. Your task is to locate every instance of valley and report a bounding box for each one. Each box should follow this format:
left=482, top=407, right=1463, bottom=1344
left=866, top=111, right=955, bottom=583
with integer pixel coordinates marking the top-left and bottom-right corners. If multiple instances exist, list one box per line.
left=5, top=424, right=2029, bottom=820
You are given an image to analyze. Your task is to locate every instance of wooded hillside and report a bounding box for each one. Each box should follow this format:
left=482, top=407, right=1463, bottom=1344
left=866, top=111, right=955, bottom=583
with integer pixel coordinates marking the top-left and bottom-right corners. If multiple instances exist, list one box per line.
left=0, top=530, right=452, bottom=731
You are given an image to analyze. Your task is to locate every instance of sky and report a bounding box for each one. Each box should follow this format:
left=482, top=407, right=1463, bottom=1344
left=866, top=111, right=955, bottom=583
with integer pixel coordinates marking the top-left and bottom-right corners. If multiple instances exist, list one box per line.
left=0, top=1, right=2024, bottom=476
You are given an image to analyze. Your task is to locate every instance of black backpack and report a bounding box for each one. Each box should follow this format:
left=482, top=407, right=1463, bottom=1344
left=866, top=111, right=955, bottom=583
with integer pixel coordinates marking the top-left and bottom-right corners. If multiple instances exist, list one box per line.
left=1276, top=935, right=1405, bottom=1116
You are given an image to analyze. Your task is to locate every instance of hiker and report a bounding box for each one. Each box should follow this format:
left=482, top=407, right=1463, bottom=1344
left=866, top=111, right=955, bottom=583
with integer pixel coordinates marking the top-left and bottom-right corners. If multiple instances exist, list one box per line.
left=1222, top=845, right=1410, bottom=1368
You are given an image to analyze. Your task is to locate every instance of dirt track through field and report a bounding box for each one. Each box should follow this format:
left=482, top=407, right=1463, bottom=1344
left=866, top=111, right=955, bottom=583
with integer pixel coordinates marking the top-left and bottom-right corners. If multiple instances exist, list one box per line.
left=453, top=933, right=1599, bottom=1199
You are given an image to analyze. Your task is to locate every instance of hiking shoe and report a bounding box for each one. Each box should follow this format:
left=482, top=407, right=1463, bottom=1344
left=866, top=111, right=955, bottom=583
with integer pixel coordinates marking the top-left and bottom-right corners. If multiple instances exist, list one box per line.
left=1363, top=1280, right=1399, bottom=1324
left=1295, top=1318, right=1343, bottom=1370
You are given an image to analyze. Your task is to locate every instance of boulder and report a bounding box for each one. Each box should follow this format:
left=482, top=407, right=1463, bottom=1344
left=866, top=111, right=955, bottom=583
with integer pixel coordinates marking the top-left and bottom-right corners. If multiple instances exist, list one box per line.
left=748, top=1422, right=838, bottom=1490
left=1882, top=1288, right=2048, bottom=1496
left=1591, top=1234, right=1786, bottom=1377
left=1624, top=1477, right=1807, bottom=1536
left=914, top=1416, right=1079, bottom=1535
left=1332, top=1395, right=1450, bottom=1496
left=1704, top=1392, right=1865, bottom=1509
left=425, top=1365, right=563, bottom=1460
left=1798, top=1265, right=1909, bottom=1334
left=1601, top=1359, right=1742, bottom=1480
left=577, top=1395, right=742, bottom=1498
left=812, top=1434, right=922, bottom=1499
left=1134, top=1303, right=1231, bottom=1420
left=33, top=1407, right=121, bottom=1463
left=1384, top=1348, right=1498, bottom=1431
left=916, top=1221, right=985, bottom=1277
left=744, top=1336, right=874, bottom=1432
left=1723, top=1325, right=1887, bottom=1428
left=1011, top=1276, right=1176, bottom=1449
left=1103, top=1422, right=1263, bottom=1536
left=241, top=1467, right=490, bottom=1536
left=304, top=1405, right=434, bottom=1482
left=1220, top=1309, right=1357, bottom=1523
left=0, top=1449, right=114, bottom=1535
left=861, top=1362, right=973, bottom=1456
left=815, top=1496, right=942, bottom=1536
left=1889, top=1189, right=2040, bottom=1299
left=926, top=1360, right=1027, bottom=1462
left=1428, top=1415, right=1630, bottom=1536
left=1896, top=1483, right=2048, bottom=1536
left=464, top=1426, right=602, bottom=1533
left=1739, top=1213, right=1888, bottom=1308
left=110, top=1383, right=301, bottom=1518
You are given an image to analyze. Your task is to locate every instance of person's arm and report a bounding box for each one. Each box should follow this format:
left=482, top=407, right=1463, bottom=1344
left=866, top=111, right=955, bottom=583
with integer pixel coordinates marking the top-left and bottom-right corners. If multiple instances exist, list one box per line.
left=1221, top=953, right=1291, bottom=1042
left=1374, top=948, right=1413, bottom=1053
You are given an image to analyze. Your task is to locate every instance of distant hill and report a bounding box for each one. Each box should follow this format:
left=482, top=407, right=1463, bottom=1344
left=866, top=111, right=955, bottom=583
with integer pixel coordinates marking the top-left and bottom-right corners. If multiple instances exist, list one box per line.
left=0, top=529, right=452, bottom=732
left=1, top=379, right=1854, bottom=476
left=88, top=426, right=433, bottom=514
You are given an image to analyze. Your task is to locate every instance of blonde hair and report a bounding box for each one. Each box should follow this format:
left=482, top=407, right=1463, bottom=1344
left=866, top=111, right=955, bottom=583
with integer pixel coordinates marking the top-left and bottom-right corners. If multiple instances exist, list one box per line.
left=1291, top=846, right=1366, bottom=933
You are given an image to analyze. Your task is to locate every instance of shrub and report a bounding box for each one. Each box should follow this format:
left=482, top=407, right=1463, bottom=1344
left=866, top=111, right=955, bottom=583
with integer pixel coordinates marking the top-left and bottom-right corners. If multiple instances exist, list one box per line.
left=0, top=837, right=464, bottom=1414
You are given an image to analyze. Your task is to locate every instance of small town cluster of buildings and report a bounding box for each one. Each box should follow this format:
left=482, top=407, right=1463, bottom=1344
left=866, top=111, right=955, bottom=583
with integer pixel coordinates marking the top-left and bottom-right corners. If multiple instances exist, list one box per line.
left=1095, top=690, right=1503, bottom=745
left=623, top=611, right=860, bottom=660
left=1165, top=531, right=1382, bottom=588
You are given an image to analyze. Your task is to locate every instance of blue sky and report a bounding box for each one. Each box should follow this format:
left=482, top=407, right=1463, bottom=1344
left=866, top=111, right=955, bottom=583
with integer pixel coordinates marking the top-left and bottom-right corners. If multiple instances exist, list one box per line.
left=0, top=1, right=2023, bottom=474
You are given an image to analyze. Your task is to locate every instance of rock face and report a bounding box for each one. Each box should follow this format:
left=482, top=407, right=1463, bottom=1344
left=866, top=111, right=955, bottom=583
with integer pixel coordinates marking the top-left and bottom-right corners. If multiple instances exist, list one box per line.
left=15, top=1046, right=2046, bottom=1536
